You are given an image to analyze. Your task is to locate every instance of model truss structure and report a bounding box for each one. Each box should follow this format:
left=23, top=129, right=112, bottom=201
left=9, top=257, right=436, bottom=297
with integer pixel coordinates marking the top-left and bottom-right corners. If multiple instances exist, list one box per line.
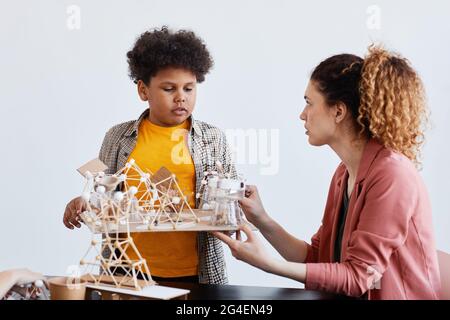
left=77, top=158, right=200, bottom=290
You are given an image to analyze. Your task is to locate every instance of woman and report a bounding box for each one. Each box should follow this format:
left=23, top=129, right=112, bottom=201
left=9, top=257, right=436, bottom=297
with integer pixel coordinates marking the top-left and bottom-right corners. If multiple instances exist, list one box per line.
left=214, top=46, right=441, bottom=299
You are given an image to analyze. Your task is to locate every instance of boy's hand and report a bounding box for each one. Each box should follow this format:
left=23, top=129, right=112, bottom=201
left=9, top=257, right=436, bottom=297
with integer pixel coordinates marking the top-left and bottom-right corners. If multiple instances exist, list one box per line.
left=63, top=196, right=86, bottom=229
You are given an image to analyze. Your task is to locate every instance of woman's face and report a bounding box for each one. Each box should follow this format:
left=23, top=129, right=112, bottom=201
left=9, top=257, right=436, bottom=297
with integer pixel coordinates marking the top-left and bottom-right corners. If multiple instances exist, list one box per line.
left=138, top=67, right=197, bottom=127
left=300, top=80, right=337, bottom=146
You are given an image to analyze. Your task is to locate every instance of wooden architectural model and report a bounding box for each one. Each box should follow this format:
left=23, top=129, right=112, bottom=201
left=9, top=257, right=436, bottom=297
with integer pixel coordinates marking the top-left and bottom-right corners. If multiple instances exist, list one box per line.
left=76, top=158, right=247, bottom=291
left=77, top=158, right=203, bottom=290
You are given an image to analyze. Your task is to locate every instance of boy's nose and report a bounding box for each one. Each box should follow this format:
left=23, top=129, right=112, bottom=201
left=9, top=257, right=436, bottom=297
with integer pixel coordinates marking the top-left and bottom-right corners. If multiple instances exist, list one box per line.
left=175, top=93, right=186, bottom=103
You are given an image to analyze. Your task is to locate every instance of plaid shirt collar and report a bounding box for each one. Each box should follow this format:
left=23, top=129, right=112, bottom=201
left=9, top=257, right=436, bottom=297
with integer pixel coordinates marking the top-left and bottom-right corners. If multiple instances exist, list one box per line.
left=124, top=109, right=203, bottom=138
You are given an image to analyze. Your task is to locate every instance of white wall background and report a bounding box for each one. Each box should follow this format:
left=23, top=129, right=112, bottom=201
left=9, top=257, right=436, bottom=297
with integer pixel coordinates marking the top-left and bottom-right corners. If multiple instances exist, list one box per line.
left=0, top=0, right=449, bottom=289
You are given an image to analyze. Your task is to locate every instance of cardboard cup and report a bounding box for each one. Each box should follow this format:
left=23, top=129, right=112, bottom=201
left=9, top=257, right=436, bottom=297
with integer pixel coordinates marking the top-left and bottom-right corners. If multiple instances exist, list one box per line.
left=48, top=277, right=87, bottom=300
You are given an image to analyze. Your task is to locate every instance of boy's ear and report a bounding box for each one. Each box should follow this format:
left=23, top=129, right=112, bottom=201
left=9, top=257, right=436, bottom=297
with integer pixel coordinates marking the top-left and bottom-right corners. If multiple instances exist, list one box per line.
left=137, top=80, right=149, bottom=101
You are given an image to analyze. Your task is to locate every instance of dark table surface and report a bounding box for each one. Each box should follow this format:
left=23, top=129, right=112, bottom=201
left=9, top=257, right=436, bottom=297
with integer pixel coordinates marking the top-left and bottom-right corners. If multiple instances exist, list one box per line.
left=48, top=275, right=351, bottom=300
left=156, top=281, right=350, bottom=300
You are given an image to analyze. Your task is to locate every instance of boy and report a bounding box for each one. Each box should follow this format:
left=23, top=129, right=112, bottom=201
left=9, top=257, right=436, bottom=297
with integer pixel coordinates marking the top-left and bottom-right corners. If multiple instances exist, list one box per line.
left=63, top=26, right=236, bottom=284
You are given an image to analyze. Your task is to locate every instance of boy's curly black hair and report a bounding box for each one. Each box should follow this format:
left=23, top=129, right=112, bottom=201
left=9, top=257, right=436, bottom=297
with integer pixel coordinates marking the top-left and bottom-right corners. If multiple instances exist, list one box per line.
left=126, top=26, right=213, bottom=84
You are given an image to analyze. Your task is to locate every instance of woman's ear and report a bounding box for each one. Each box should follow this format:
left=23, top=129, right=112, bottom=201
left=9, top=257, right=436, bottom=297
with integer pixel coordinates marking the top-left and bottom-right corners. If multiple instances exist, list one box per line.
left=334, top=102, right=348, bottom=124
left=137, top=80, right=149, bottom=102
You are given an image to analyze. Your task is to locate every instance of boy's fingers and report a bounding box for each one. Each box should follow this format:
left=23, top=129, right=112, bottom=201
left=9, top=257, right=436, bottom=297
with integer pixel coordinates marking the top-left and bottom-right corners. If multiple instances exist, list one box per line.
left=69, top=212, right=81, bottom=228
left=63, top=215, right=74, bottom=229
left=76, top=200, right=85, bottom=212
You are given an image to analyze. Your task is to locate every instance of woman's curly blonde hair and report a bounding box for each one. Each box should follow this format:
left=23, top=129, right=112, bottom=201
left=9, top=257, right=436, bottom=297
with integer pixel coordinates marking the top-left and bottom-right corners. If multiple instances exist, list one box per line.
left=358, top=45, right=428, bottom=165
left=311, top=45, right=428, bottom=165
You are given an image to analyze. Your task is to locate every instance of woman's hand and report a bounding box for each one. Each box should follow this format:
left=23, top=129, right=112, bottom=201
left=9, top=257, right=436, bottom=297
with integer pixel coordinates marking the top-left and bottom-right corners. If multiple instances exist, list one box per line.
left=212, top=224, right=275, bottom=273
left=239, top=185, right=271, bottom=229
left=63, top=196, right=86, bottom=229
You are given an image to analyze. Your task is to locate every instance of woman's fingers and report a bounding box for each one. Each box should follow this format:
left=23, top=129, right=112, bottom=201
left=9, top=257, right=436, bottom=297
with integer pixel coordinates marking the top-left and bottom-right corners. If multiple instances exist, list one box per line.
left=244, top=185, right=257, bottom=198
left=213, top=225, right=254, bottom=244
left=236, top=230, right=242, bottom=241
left=238, top=224, right=255, bottom=241
left=212, top=231, right=236, bottom=248
left=238, top=196, right=253, bottom=207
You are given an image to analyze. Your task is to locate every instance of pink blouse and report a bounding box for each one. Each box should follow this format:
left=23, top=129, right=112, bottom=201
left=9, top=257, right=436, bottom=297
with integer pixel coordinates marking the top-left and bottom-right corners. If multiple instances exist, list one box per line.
left=304, top=139, right=440, bottom=299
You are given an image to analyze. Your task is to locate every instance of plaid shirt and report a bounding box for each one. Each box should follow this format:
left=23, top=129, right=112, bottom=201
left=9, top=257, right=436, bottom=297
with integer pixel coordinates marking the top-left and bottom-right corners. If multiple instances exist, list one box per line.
left=98, top=109, right=237, bottom=284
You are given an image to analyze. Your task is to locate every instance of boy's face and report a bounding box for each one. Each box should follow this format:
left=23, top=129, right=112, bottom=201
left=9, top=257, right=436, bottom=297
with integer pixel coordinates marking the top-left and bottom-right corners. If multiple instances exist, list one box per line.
left=138, top=67, right=197, bottom=127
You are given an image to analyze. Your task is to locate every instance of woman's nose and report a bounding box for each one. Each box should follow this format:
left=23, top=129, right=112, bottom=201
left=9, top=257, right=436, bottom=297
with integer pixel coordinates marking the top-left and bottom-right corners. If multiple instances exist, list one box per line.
left=299, top=108, right=306, bottom=121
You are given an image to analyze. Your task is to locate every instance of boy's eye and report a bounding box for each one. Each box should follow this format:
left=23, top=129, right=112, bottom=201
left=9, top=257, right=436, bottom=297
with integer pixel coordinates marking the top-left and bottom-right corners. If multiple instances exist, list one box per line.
left=163, top=87, right=174, bottom=92
left=184, top=87, right=193, bottom=92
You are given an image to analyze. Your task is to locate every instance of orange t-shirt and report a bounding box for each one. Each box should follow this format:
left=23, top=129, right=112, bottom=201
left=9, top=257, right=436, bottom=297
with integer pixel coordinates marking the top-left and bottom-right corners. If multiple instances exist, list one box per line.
left=125, top=118, right=198, bottom=277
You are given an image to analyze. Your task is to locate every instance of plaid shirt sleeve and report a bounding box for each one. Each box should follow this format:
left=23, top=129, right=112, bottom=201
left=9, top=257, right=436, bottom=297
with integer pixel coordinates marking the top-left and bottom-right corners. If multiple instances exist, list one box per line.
left=219, top=130, right=238, bottom=180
